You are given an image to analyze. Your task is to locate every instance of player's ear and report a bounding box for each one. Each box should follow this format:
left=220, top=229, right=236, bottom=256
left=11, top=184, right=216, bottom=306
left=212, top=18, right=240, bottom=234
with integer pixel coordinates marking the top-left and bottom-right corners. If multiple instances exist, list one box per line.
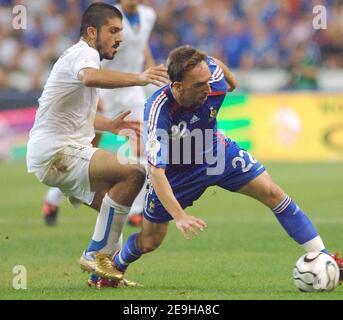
left=173, top=81, right=183, bottom=91
left=86, top=26, right=97, bottom=41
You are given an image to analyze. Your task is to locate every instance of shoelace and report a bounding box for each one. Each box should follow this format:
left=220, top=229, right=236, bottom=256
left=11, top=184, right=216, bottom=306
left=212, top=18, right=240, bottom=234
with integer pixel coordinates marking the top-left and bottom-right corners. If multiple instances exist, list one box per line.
left=97, top=254, right=115, bottom=269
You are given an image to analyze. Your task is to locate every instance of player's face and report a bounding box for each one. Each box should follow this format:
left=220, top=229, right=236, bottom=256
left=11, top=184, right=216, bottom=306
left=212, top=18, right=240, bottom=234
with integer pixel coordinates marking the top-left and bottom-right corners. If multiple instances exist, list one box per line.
left=96, top=17, right=123, bottom=60
left=180, top=61, right=212, bottom=107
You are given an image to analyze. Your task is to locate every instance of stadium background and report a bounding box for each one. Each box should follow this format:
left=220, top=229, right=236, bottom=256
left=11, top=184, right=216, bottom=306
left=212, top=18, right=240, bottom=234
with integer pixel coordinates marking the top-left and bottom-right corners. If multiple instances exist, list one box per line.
left=0, top=0, right=343, bottom=299
left=1, top=0, right=343, bottom=162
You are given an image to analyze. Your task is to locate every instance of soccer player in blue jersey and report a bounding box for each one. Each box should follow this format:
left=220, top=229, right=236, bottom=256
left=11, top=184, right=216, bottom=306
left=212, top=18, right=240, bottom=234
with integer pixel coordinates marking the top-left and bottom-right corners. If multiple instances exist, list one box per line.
left=106, top=45, right=343, bottom=285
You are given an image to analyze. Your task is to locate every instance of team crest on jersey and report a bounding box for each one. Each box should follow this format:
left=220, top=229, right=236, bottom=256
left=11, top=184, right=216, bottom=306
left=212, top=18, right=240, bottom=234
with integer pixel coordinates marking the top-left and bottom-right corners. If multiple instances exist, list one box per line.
left=209, top=106, right=217, bottom=122
left=146, top=138, right=161, bottom=155
left=147, top=199, right=155, bottom=214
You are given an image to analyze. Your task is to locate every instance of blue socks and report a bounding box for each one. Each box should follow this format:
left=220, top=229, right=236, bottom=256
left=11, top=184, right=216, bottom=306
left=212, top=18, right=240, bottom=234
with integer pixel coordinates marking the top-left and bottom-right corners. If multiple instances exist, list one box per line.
left=115, top=196, right=329, bottom=274
left=273, top=195, right=328, bottom=254
left=114, top=233, right=142, bottom=271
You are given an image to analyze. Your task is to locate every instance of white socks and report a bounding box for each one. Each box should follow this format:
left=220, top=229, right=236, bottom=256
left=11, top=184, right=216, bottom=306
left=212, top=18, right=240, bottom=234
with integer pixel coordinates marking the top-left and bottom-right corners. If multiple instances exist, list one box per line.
left=45, top=187, right=64, bottom=206
left=302, top=235, right=326, bottom=252
left=87, top=194, right=130, bottom=256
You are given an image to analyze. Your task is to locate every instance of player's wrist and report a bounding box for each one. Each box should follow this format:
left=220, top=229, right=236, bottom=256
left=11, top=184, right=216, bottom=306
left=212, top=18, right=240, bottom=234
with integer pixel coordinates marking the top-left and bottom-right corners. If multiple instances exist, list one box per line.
left=136, top=72, right=146, bottom=86
left=173, top=211, right=188, bottom=222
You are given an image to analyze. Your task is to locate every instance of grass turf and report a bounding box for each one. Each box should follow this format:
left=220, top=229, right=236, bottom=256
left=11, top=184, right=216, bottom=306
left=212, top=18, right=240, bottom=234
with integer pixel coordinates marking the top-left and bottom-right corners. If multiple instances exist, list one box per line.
left=0, top=162, right=342, bottom=300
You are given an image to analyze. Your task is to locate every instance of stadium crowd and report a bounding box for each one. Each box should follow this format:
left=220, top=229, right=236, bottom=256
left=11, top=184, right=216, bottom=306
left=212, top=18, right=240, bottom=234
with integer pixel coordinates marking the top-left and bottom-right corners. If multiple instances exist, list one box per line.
left=0, top=0, right=342, bottom=92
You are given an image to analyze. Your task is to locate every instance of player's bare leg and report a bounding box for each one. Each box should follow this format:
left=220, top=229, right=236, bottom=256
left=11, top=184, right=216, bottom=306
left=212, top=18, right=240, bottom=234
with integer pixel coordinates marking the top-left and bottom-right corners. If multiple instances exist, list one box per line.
left=80, top=149, right=145, bottom=280
left=237, top=170, right=286, bottom=207
left=89, top=149, right=144, bottom=206
left=136, top=218, right=169, bottom=253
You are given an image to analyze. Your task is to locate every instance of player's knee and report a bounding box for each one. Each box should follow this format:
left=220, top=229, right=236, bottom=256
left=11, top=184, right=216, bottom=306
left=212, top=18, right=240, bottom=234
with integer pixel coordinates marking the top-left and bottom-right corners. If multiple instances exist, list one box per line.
left=126, top=165, right=146, bottom=189
left=139, top=236, right=162, bottom=253
left=267, top=183, right=285, bottom=207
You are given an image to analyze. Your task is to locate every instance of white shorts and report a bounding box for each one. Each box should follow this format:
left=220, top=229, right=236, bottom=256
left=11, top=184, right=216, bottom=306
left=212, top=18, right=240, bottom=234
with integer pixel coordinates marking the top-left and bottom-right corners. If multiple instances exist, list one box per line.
left=32, top=144, right=98, bottom=206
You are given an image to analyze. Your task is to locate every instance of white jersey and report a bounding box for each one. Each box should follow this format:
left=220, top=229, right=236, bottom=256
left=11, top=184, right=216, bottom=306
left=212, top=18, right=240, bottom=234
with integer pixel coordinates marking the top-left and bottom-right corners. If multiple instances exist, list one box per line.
left=27, top=40, right=101, bottom=172
left=100, top=4, right=156, bottom=119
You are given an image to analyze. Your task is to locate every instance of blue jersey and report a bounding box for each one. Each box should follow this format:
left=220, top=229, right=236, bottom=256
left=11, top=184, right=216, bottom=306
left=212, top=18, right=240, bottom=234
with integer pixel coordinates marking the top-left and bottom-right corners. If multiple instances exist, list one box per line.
left=143, top=57, right=266, bottom=223
left=144, top=57, right=228, bottom=170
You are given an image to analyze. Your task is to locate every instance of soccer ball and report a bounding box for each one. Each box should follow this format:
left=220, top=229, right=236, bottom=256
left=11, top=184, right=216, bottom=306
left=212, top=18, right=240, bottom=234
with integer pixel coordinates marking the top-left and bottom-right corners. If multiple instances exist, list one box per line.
left=293, top=252, right=340, bottom=292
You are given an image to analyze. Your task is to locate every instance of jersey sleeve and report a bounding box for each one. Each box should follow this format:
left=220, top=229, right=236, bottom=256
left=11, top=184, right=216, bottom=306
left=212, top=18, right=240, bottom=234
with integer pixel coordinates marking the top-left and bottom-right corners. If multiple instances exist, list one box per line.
left=71, top=47, right=101, bottom=80
left=144, top=92, right=170, bottom=168
left=207, top=56, right=228, bottom=92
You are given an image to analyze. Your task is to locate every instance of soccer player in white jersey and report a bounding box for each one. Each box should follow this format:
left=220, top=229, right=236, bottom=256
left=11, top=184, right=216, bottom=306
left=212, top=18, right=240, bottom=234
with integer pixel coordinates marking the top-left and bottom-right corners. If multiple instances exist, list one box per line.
left=26, top=3, right=169, bottom=282
left=41, top=0, right=157, bottom=227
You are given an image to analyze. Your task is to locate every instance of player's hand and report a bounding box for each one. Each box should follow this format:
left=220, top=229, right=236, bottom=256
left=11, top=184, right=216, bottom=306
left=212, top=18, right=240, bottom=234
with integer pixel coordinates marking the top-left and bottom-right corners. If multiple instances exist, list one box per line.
left=110, top=111, right=142, bottom=138
left=175, top=215, right=207, bottom=240
left=227, top=84, right=236, bottom=92
left=138, top=64, right=169, bottom=87
left=227, top=79, right=237, bottom=92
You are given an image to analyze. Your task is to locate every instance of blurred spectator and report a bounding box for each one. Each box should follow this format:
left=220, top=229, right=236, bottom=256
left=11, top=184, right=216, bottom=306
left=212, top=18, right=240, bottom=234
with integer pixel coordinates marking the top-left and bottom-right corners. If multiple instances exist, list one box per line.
left=221, top=18, right=252, bottom=68
left=0, top=0, right=342, bottom=92
left=286, top=42, right=320, bottom=90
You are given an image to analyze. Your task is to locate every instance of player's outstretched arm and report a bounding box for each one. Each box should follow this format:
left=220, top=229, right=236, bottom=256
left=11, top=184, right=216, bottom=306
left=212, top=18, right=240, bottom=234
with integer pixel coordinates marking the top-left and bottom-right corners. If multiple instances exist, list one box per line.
left=213, top=58, right=237, bottom=92
left=78, top=65, right=169, bottom=89
left=149, top=165, right=207, bottom=240
left=138, top=64, right=170, bottom=87
left=94, top=111, right=141, bottom=137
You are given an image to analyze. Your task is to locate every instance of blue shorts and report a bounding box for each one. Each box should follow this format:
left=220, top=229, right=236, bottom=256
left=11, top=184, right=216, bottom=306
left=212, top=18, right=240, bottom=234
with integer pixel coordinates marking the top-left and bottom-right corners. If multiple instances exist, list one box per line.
left=143, top=140, right=265, bottom=223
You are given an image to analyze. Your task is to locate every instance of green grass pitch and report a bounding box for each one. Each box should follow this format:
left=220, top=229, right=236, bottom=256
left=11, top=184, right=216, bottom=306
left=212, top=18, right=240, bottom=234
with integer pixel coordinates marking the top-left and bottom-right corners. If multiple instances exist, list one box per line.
left=0, top=162, right=342, bottom=300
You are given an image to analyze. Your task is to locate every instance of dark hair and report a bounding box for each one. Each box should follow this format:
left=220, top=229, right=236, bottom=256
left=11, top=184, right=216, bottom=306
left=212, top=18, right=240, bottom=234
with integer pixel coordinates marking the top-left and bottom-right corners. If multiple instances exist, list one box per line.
left=167, top=45, right=207, bottom=82
left=80, top=2, right=123, bottom=38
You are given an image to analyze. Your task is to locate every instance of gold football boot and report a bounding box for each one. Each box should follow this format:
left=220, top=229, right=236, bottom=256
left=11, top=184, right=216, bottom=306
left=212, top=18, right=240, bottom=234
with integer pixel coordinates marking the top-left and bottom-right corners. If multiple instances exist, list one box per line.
left=79, top=251, right=123, bottom=280
left=79, top=251, right=96, bottom=273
